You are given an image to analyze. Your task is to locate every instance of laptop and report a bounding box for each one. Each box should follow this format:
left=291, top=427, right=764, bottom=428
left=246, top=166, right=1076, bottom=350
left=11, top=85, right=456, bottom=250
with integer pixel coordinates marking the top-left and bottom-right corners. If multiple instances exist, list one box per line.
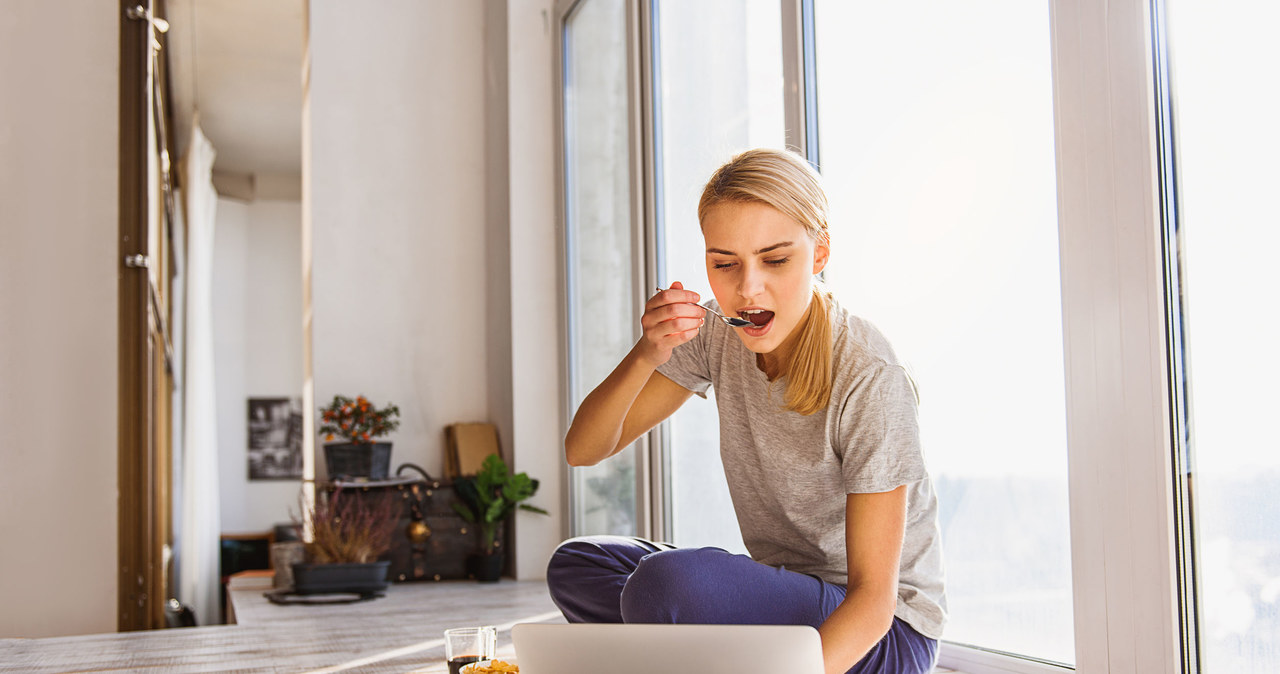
left=511, top=623, right=826, bottom=674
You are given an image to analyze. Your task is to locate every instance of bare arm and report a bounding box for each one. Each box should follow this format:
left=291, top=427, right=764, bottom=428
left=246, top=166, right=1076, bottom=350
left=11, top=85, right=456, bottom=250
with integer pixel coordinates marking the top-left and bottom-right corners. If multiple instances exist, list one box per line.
left=564, top=282, right=703, bottom=467
left=818, top=487, right=908, bottom=674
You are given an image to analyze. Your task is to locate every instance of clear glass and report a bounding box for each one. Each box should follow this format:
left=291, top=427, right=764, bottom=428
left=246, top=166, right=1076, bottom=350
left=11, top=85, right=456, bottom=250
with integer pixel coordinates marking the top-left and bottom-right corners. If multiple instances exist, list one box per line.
left=564, top=0, right=637, bottom=536
left=443, top=626, right=496, bottom=669
left=1167, top=1, right=1280, bottom=670
left=814, top=0, right=1073, bottom=664
left=654, top=0, right=786, bottom=552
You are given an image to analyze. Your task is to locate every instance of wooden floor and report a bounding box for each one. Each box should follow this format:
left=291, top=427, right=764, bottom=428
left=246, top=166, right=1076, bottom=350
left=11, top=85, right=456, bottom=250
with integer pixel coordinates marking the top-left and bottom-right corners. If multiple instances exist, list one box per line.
left=0, top=579, right=957, bottom=673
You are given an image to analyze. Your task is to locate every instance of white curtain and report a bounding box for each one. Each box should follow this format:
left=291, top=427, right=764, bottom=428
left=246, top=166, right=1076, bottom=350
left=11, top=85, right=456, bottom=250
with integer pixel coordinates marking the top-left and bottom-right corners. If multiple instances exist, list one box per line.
left=179, top=120, right=221, bottom=627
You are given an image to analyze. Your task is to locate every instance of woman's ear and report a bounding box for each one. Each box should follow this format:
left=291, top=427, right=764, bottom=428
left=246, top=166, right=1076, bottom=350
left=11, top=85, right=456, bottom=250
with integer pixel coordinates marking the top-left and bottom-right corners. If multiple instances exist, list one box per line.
left=812, top=241, right=830, bottom=275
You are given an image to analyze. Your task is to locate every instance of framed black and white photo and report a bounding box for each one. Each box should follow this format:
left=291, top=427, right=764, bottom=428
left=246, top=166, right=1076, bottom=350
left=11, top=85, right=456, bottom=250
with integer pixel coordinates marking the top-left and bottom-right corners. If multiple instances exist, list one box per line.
left=247, top=397, right=303, bottom=480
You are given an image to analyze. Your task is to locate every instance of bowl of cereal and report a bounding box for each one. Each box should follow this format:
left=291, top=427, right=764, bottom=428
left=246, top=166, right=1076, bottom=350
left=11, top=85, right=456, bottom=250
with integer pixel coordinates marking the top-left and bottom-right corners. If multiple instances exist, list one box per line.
left=461, top=658, right=518, bottom=674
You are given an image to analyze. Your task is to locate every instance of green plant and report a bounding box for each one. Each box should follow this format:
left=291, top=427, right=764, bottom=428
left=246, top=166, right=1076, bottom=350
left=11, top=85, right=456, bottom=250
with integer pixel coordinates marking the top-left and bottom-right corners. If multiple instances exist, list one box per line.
left=295, top=487, right=398, bottom=564
left=318, top=394, right=400, bottom=444
left=452, top=454, right=549, bottom=555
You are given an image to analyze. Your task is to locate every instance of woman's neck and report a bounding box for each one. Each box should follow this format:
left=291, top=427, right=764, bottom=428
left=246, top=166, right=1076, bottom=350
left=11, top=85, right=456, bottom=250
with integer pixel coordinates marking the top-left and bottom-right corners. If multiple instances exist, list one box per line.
left=756, top=352, right=783, bottom=380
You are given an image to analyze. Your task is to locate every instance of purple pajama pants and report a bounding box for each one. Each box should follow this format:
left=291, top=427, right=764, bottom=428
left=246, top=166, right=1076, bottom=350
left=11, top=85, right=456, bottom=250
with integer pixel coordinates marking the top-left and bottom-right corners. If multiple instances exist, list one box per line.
left=545, top=536, right=937, bottom=674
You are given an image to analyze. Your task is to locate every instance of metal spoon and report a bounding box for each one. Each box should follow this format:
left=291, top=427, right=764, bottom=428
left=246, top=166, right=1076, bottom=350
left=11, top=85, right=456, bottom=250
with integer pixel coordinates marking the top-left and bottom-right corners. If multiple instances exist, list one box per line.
left=655, top=287, right=753, bottom=327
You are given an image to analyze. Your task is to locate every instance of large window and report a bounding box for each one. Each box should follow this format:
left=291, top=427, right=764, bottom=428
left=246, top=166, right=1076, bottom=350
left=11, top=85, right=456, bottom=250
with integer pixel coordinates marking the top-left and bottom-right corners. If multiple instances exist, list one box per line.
left=814, top=0, right=1072, bottom=664
left=563, top=0, right=638, bottom=536
left=1164, top=1, right=1280, bottom=670
left=556, top=1, right=1280, bottom=670
left=652, top=0, right=786, bottom=552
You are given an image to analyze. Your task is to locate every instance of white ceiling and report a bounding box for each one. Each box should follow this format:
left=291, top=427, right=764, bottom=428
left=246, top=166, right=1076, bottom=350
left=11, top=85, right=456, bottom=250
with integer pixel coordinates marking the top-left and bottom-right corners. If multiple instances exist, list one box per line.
left=166, top=0, right=304, bottom=180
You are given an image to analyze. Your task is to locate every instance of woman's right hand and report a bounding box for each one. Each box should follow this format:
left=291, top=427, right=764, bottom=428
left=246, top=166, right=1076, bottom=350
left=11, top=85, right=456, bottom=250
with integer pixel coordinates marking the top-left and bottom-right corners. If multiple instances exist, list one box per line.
left=637, top=281, right=706, bottom=368
left=565, top=281, right=702, bottom=466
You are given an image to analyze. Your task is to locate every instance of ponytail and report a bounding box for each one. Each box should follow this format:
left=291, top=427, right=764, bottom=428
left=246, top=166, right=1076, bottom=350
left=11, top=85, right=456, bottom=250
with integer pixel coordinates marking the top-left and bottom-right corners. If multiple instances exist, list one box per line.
left=781, top=284, right=833, bottom=415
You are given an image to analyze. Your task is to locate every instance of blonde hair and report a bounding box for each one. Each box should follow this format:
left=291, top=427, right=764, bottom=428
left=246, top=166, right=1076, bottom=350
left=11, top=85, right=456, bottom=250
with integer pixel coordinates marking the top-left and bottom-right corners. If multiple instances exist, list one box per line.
left=699, top=148, right=833, bottom=416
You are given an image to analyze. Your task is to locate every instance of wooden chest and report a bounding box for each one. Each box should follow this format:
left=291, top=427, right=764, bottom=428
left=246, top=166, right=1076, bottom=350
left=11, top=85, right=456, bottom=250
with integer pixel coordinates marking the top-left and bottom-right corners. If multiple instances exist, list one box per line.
left=323, top=473, right=479, bottom=582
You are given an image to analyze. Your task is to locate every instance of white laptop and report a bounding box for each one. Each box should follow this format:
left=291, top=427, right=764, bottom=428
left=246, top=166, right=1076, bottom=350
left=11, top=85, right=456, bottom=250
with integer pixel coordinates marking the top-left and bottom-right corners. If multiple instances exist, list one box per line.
left=511, top=623, right=826, bottom=674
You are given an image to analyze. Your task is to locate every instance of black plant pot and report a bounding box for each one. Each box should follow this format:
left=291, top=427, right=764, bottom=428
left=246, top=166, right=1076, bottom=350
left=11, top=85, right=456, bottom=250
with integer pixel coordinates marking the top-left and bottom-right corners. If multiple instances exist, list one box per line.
left=292, top=560, right=391, bottom=595
left=468, top=553, right=504, bottom=583
left=323, top=442, right=392, bottom=481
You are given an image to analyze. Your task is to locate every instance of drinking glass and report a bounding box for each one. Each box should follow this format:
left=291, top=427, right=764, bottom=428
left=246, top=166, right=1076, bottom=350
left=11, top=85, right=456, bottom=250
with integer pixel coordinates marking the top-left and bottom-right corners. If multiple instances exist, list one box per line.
left=444, top=626, right=496, bottom=674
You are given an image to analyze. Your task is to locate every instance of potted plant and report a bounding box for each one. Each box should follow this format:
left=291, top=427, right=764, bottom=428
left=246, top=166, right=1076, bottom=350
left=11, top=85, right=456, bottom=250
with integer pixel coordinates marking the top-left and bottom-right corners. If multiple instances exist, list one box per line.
left=318, top=394, right=400, bottom=480
left=290, top=487, right=399, bottom=595
left=452, top=454, right=549, bottom=582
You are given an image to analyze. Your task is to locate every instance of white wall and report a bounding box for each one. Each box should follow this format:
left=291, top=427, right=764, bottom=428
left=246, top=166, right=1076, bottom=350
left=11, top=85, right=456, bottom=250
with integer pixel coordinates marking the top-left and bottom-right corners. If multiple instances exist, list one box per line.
left=213, top=197, right=305, bottom=533
left=0, top=3, right=119, bottom=637
left=309, top=1, right=493, bottom=475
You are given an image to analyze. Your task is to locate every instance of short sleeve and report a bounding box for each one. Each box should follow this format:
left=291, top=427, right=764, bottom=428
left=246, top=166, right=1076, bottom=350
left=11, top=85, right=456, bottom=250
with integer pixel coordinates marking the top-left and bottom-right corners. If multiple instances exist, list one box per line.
left=655, top=316, right=715, bottom=399
left=837, top=364, right=927, bottom=493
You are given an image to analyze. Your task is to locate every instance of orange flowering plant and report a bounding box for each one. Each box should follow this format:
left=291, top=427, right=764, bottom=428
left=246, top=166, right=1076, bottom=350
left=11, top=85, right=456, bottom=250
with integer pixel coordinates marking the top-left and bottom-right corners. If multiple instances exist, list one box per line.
left=318, top=394, right=401, bottom=445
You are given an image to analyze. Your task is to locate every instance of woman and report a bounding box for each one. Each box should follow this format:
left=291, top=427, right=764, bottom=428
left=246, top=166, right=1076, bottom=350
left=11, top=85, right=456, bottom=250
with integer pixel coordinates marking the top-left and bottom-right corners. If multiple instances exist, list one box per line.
left=548, top=149, right=946, bottom=674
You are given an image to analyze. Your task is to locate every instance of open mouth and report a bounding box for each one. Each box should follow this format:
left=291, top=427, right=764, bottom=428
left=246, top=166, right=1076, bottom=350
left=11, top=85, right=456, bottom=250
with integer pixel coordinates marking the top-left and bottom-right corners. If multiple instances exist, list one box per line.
left=739, top=309, right=775, bottom=327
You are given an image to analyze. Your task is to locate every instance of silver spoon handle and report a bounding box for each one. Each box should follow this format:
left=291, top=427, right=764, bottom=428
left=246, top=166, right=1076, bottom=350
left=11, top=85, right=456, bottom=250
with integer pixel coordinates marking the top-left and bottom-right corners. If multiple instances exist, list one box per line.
left=654, top=287, right=714, bottom=311
left=655, top=287, right=749, bottom=326
left=701, top=305, right=732, bottom=320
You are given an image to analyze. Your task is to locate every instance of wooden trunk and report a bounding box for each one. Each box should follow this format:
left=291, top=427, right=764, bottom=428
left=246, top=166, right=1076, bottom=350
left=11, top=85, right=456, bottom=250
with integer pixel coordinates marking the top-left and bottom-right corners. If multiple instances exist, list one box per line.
left=322, top=475, right=480, bottom=582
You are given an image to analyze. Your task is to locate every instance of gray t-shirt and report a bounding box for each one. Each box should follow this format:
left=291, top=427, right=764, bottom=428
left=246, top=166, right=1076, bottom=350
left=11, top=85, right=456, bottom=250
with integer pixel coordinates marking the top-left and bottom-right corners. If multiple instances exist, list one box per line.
left=657, top=296, right=947, bottom=639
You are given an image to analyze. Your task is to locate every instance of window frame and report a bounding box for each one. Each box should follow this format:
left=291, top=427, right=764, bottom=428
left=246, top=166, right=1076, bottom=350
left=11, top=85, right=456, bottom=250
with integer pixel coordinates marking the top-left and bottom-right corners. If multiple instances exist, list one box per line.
left=637, top=0, right=666, bottom=542
left=1043, top=0, right=1183, bottom=672
left=1150, top=0, right=1199, bottom=670
left=780, top=0, right=818, bottom=158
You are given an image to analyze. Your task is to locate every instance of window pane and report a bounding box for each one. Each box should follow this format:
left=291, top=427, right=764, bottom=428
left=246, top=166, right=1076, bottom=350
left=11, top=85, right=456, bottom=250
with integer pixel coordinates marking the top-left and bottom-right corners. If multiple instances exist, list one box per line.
left=1167, top=2, right=1280, bottom=670
left=654, top=0, right=786, bottom=552
left=564, top=0, right=637, bottom=536
left=814, top=1, right=1073, bottom=664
